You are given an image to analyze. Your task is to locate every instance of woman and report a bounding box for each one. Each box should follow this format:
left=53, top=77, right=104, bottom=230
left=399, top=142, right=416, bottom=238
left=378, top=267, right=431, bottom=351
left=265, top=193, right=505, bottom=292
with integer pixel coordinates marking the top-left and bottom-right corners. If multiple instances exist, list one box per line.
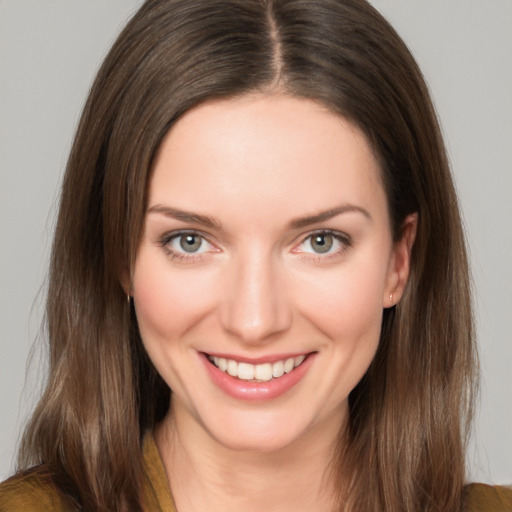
left=1, top=0, right=510, bottom=510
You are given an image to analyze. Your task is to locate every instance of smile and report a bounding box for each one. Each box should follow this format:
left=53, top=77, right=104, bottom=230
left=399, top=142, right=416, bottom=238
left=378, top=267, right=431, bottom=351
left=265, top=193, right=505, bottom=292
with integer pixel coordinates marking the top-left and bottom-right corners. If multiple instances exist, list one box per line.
left=207, top=354, right=307, bottom=382
left=201, top=351, right=316, bottom=401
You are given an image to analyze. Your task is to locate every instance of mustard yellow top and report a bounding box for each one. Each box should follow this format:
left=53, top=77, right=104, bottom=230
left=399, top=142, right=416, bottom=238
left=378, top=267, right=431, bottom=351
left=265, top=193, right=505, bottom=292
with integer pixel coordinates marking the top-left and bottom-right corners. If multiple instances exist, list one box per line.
left=0, top=435, right=510, bottom=511
left=465, top=483, right=512, bottom=511
left=0, top=435, right=177, bottom=512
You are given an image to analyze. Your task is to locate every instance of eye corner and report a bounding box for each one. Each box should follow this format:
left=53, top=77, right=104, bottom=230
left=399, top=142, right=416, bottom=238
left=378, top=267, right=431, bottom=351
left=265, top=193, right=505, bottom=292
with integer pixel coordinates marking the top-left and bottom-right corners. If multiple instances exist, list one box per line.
left=159, top=230, right=221, bottom=262
left=291, top=229, right=353, bottom=259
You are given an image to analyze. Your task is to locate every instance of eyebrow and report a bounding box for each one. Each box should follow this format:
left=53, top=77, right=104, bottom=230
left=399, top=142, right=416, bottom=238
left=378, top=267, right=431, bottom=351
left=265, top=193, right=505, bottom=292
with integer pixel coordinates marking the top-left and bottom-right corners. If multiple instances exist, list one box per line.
left=147, top=204, right=221, bottom=229
left=288, top=204, right=372, bottom=229
left=148, top=203, right=371, bottom=231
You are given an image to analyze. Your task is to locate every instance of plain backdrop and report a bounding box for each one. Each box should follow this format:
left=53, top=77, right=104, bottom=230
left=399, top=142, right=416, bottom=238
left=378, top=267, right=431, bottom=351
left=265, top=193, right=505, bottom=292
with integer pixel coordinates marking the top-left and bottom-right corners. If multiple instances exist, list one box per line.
left=1, top=0, right=511, bottom=484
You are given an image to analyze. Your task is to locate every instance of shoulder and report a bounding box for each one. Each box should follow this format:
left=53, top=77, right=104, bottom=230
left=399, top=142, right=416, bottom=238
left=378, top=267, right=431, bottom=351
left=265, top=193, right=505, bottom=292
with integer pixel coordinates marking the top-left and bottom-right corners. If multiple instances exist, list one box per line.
left=464, top=483, right=512, bottom=512
left=0, top=470, right=69, bottom=512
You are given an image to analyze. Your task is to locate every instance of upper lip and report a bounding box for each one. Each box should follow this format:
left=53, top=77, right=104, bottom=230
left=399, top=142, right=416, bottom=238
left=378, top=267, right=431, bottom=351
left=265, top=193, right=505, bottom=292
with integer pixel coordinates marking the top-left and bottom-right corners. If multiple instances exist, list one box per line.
left=202, top=351, right=314, bottom=365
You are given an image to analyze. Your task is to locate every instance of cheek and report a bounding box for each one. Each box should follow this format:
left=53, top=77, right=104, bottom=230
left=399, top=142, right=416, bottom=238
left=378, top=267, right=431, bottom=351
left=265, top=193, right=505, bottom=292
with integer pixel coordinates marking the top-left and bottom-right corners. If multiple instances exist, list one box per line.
left=132, top=252, right=217, bottom=343
left=290, top=257, right=388, bottom=402
left=292, top=255, right=388, bottom=342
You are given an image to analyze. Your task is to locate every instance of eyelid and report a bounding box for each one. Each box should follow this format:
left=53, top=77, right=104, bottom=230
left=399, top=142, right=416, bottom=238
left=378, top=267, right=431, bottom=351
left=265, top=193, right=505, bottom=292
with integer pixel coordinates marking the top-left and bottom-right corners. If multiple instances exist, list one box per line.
left=159, top=230, right=220, bottom=260
left=291, top=229, right=353, bottom=257
left=295, top=228, right=352, bottom=245
left=160, top=229, right=210, bottom=244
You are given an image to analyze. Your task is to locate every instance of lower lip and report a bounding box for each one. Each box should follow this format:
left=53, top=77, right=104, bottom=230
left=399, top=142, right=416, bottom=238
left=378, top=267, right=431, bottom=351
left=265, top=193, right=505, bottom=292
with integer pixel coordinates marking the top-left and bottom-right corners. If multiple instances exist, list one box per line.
left=200, top=352, right=315, bottom=402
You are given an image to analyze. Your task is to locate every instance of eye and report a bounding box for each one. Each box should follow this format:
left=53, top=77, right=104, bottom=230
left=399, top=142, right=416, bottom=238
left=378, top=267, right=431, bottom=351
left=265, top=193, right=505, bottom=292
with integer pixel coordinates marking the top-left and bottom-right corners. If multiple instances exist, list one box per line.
left=163, top=232, right=215, bottom=256
left=176, top=233, right=205, bottom=253
left=307, top=233, right=335, bottom=253
left=294, top=230, right=351, bottom=256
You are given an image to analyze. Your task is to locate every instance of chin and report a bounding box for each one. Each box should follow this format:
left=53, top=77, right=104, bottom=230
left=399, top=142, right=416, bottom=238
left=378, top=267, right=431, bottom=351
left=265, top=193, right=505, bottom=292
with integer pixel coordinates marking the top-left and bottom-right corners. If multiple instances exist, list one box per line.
left=193, top=400, right=342, bottom=455
left=207, top=422, right=308, bottom=454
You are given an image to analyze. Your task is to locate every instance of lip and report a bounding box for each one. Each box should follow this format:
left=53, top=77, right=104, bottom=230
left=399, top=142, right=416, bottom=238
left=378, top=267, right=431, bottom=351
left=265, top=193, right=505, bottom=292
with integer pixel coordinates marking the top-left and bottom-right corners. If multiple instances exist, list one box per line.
left=199, top=351, right=316, bottom=402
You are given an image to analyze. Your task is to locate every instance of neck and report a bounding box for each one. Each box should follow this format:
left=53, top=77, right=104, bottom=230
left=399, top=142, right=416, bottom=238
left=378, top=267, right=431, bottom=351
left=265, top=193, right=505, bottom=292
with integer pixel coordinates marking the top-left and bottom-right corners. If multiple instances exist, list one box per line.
left=154, top=401, right=347, bottom=512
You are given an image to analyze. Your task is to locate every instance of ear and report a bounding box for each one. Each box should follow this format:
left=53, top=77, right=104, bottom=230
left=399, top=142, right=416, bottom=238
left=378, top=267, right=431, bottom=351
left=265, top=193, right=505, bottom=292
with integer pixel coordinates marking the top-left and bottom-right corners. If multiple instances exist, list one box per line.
left=383, top=213, right=418, bottom=308
left=120, top=268, right=132, bottom=298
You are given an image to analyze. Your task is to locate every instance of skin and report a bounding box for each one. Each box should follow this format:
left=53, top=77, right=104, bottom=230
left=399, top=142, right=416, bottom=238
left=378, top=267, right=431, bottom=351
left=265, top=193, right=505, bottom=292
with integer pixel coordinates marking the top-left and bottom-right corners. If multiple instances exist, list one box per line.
left=132, top=94, right=416, bottom=512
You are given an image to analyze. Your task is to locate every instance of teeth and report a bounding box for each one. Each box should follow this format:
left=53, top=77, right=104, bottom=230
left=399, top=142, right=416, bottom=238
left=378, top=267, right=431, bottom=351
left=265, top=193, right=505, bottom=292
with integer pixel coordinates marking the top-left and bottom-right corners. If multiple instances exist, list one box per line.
left=238, top=362, right=255, bottom=380
left=284, top=357, right=294, bottom=373
left=272, top=360, right=284, bottom=378
left=227, top=359, right=238, bottom=377
left=254, top=363, right=273, bottom=381
left=209, top=354, right=307, bottom=381
left=294, top=355, right=306, bottom=366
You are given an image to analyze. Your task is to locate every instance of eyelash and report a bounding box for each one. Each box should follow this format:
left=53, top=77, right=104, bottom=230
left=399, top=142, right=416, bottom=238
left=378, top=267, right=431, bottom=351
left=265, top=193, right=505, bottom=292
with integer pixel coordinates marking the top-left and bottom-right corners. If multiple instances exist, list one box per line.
left=293, top=229, right=353, bottom=262
left=158, top=229, right=353, bottom=263
left=159, top=230, right=216, bottom=263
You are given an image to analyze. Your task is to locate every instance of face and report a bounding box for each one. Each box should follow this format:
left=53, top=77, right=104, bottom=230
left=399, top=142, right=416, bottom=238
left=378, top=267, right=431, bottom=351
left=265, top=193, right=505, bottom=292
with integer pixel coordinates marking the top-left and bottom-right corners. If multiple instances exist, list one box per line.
left=132, top=94, right=413, bottom=453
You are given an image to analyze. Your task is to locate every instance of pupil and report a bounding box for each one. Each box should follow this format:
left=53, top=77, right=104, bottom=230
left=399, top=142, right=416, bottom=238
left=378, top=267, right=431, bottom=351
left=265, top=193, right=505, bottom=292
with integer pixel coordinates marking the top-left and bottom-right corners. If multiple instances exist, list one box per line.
left=180, top=234, right=201, bottom=252
left=312, top=234, right=333, bottom=253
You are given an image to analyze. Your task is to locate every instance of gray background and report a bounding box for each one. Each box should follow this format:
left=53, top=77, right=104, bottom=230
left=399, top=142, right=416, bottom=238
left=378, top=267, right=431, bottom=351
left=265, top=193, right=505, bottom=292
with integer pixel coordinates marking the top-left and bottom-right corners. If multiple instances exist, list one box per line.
left=1, top=0, right=511, bottom=484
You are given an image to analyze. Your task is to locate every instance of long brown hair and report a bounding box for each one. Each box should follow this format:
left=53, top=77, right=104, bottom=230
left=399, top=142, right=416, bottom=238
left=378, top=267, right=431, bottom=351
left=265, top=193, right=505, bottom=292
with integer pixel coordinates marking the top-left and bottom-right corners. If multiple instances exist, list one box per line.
left=17, top=0, right=476, bottom=510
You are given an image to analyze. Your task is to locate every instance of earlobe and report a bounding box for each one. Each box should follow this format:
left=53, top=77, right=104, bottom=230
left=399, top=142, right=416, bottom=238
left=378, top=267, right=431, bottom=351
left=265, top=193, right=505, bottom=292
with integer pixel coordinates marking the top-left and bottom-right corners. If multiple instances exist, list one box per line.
left=384, top=213, right=418, bottom=308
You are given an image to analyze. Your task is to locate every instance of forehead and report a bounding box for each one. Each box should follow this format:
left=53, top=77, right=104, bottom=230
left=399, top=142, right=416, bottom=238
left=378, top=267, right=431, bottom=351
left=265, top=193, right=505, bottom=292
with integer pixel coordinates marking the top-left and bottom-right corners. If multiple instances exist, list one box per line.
left=149, top=94, right=387, bottom=225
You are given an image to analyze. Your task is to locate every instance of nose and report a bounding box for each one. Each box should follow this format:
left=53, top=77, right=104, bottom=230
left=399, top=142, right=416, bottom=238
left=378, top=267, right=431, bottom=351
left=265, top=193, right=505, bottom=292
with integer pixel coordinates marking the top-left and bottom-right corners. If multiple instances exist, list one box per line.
left=219, top=250, right=292, bottom=345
